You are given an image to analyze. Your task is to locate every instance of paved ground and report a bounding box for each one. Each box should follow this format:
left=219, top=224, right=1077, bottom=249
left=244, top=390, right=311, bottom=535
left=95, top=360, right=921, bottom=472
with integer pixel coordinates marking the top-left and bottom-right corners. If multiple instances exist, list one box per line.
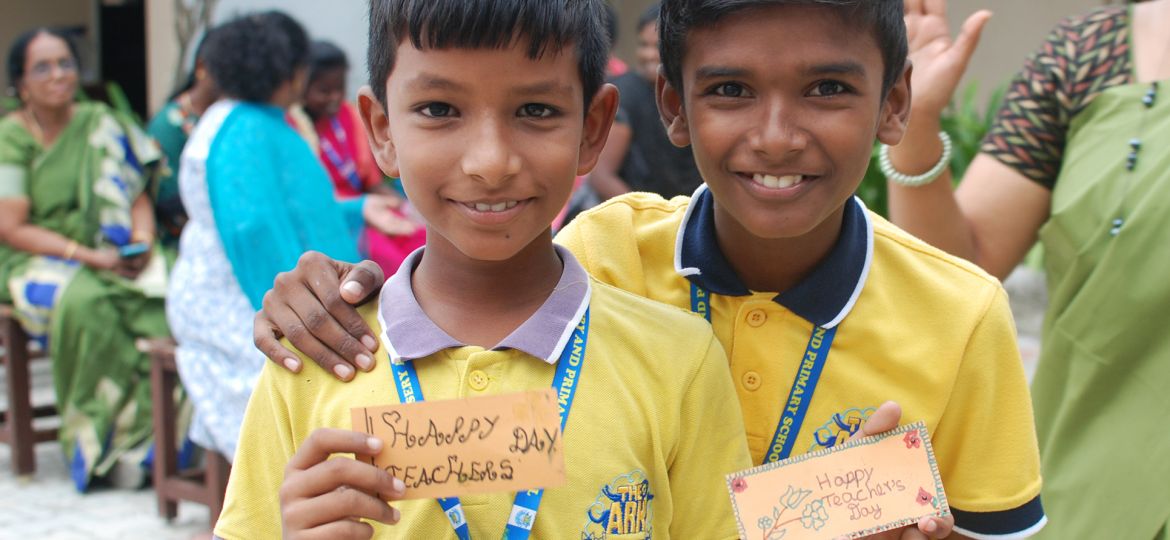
left=0, top=356, right=210, bottom=540
left=0, top=267, right=1047, bottom=539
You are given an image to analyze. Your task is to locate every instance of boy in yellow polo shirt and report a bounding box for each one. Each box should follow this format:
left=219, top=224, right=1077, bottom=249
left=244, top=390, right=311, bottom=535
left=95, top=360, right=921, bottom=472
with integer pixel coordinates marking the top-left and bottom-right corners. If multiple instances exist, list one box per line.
left=256, top=1, right=1045, bottom=538
left=213, top=1, right=751, bottom=538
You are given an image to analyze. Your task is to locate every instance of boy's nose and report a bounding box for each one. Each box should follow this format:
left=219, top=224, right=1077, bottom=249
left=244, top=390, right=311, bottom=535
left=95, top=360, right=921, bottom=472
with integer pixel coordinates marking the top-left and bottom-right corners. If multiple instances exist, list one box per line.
left=748, top=102, right=809, bottom=158
left=461, top=120, right=522, bottom=185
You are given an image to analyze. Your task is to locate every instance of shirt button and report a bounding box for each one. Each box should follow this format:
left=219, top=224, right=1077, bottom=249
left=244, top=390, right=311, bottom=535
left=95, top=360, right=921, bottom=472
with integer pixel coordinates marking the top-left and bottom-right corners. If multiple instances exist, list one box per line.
left=746, top=309, right=767, bottom=327
left=742, top=371, right=762, bottom=391
left=468, top=370, right=490, bottom=391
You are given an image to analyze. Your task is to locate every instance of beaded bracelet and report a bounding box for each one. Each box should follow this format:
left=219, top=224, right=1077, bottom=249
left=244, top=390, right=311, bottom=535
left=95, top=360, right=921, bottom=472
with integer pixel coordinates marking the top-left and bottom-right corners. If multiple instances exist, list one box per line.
left=878, top=131, right=953, bottom=187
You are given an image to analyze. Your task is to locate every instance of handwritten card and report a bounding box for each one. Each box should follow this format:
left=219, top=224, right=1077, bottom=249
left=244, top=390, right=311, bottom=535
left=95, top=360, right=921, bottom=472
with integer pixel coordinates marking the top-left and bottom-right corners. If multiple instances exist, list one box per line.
left=351, top=388, right=566, bottom=500
left=726, top=422, right=948, bottom=540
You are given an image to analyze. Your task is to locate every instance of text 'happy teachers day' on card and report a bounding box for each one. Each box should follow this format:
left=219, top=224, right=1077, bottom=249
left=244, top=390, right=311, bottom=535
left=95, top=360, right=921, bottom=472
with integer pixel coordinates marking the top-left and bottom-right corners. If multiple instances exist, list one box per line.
left=727, top=421, right=949, bottom=540
left=351, top=388, right=565, bottom=500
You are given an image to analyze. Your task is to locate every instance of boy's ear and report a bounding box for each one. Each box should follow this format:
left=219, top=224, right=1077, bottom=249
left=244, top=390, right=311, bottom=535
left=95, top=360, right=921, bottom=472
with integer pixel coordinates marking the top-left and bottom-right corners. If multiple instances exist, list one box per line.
left=357, top=85, right=401, bottom=178
left=576, top=83, right=620, bottom=176
left=876, top=62, right=913, bottom=146
left=655, top=69, right=691, bottom=148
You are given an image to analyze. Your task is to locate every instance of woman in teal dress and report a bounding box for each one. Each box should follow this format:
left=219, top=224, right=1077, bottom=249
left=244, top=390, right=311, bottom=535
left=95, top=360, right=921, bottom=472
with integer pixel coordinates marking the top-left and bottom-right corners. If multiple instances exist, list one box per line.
left=0, top=28, right=169, bottom=490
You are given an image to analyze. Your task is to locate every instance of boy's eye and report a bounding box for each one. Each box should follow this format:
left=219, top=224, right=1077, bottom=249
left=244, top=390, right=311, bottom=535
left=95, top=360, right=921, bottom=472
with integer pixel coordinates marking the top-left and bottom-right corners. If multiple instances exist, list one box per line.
left=712, top=83, right=747, bottom=98
left=809, top=81, right=849, bottom=97
left=518, top=103, right=557, bottom=118
left=419, top=103, right=454, bottom=118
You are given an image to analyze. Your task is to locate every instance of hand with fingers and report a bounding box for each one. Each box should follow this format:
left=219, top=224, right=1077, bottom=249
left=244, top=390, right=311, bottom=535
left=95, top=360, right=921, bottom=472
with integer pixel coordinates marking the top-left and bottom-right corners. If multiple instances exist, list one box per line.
left=363, top=194, right=421, bottom=237
left=834, top=402, right=960, bottom=540
left=281, top=428, right=406, bottom=539
left=254, top=251, right=387, bottom=381
left=903, top=0, right=993, bottom=119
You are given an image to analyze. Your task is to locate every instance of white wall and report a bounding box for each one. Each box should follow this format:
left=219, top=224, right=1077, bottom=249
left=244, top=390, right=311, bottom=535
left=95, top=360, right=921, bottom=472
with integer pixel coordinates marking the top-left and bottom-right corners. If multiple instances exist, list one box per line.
left=214, top=0, right=370, bottom=102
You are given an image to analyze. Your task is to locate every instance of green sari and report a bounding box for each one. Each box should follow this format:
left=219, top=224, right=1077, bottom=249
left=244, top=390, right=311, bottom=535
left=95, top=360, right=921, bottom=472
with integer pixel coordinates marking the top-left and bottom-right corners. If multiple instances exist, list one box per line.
left=0, top=103, right=171, bottom=491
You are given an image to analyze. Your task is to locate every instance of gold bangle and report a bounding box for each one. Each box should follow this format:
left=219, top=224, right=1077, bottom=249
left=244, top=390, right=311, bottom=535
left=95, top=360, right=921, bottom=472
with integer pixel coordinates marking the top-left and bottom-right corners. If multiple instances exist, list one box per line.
left=131, top=231, right=153, bottom=244
left=63, top=240, right=79, bottom=260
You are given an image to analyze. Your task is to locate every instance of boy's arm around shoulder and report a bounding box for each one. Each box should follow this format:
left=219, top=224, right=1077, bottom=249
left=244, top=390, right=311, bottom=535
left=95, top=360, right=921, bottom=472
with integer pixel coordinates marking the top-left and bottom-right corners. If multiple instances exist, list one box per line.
left=667, top=327, right=752, bottom=539
left=930, top=285, right=1046, bottom=538
left=218, top=303, right=404, bottom=539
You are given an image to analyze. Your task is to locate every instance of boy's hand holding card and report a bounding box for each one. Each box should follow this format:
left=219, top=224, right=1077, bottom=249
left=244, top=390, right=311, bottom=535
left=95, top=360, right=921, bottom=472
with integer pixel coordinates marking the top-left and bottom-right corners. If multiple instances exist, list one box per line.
left=727, top=421, right=948, bottom=540
left=351, top=388, right=566, bottom=500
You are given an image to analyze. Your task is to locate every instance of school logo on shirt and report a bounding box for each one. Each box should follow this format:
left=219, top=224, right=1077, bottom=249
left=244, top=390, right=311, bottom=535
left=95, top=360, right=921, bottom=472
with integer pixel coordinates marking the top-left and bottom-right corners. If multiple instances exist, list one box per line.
left=807, top=407, right=876, bottom=452
left=581, top=470, right=654, bottom=539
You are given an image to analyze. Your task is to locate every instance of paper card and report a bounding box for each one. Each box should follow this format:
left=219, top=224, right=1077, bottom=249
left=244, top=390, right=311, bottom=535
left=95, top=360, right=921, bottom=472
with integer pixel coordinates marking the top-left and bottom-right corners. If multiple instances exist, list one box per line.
left=726, top=421, right=949, bottom=540
left=351, top=388, right=566, bottom=500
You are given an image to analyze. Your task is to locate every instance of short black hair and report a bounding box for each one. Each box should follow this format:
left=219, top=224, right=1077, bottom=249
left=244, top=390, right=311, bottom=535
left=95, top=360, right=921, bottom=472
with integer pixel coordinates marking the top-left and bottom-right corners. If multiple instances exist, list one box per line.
left=659, top=0, right=907, bottom=98
left=203, top=11, right=310, bottom=103
left=308, top=40, right=349, bottom=83
left=367, top=0, right=609, bottom=109
left=638, top=3, right=662, bottom=32
left=7, top=28, right=81, bottom=92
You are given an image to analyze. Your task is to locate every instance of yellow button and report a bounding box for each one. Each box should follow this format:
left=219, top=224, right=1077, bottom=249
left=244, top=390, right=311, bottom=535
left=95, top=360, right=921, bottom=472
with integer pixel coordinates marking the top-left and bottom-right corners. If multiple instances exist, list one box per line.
left=468, top=370, right=490, bottom=391
left=742, top=371, right=762, bottom=391
left=746, top=309, right=767, bottom=327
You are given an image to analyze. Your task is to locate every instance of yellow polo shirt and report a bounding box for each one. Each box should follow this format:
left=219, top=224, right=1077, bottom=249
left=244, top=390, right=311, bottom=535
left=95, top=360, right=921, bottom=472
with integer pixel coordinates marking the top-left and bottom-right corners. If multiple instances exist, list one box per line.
left=556, top=188, right=1046, bottom=538
left=215, top=247, right=750, bottom=539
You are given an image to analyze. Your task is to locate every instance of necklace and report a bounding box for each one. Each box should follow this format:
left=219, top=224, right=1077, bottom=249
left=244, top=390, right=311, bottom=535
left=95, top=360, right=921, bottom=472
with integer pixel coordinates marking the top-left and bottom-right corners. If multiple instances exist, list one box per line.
left=1111, top=10, right=1170, bottom=237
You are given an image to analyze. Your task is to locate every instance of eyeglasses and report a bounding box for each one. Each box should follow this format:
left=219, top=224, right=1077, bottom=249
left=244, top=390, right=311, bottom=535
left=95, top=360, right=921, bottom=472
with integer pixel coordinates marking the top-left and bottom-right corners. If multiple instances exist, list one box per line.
left=26, top=58, right=78, bottom=80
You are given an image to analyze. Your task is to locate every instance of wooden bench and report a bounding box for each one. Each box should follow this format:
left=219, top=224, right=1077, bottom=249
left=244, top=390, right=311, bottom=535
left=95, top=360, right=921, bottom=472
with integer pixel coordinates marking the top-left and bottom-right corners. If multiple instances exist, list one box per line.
left=0, top=304, right=59, bottom=476
left=137, top=337, right=230, bottom=528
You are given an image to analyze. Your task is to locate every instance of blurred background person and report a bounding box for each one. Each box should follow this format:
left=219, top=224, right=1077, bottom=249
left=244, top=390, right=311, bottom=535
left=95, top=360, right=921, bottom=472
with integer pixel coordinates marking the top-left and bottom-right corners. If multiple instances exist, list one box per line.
left=603, top=1, right=628, bottom=78
left=289, top=39, right=422, bottom=275
left=0, top=28, right=169, bottom=491
left=588, top=2, right=702, bottom=202
left=165, top=11, right=401, bottom=461
left=146, top=29, right=220, bottom=259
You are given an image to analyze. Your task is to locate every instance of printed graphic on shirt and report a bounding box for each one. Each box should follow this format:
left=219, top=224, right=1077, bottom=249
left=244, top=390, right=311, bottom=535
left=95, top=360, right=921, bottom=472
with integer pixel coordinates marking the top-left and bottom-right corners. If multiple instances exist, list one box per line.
left=582, top=470, right=654, bottom=539
left=808, top=407, right=876, bottom=452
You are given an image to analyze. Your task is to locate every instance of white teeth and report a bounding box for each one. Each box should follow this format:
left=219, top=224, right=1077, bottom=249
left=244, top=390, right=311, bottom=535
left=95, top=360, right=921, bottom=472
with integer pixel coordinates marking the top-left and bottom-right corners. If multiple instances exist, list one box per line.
left=469, top=201, right=520, bottom=212
left=752, top=173, right=803, bottom=189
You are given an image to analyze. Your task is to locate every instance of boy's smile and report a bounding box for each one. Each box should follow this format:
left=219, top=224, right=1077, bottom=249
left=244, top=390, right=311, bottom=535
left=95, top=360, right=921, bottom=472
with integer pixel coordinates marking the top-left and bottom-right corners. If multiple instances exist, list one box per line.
left=360, top=41, right=616, bottom=262
left=659, top=4, right=909, bottom=243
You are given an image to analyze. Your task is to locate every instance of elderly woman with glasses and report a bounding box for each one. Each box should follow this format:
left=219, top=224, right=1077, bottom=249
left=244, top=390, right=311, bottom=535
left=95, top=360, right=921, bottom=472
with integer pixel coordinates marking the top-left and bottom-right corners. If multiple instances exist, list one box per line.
left=0, top=28, right=170, bottom=491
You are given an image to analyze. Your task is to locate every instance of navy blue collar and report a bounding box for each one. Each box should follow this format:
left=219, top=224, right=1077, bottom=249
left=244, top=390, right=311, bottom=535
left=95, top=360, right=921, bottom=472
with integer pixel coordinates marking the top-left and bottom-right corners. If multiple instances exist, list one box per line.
left=674, top=185, right=873, bottom=329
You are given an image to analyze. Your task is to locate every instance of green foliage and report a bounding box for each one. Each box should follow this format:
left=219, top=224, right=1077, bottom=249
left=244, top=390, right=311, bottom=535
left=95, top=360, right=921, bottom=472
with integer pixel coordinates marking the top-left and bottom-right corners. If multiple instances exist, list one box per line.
left=103, top=81, right=144, bottom=126
left=0, top=95, right=19, bottom=115
left=856, top=82, right=1006, bottom=216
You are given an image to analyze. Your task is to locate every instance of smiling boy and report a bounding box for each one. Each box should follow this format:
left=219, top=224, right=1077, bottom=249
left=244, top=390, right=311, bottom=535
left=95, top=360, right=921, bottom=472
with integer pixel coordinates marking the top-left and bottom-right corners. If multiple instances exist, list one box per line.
left=257, top=1, right=1045, bottom=538
left=213, top=1, right=751, bottom=538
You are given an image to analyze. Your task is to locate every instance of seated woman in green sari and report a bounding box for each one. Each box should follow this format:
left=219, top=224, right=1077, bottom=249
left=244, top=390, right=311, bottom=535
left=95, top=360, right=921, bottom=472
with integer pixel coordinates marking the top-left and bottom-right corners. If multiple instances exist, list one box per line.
left=0, top=28, right=170, bottom=491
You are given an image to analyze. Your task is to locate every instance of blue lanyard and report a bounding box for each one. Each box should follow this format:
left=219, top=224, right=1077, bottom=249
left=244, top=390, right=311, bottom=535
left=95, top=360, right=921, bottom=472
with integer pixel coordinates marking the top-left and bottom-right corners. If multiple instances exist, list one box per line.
left=689, top=285, right=836, bottom=463
left=389, top=309, right=590, bottom=539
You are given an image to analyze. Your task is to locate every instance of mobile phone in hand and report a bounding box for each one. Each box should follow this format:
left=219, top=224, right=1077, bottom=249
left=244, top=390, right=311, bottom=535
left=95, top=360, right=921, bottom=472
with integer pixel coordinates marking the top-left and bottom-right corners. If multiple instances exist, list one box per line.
left=118, top=242, right=150, bottom=259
